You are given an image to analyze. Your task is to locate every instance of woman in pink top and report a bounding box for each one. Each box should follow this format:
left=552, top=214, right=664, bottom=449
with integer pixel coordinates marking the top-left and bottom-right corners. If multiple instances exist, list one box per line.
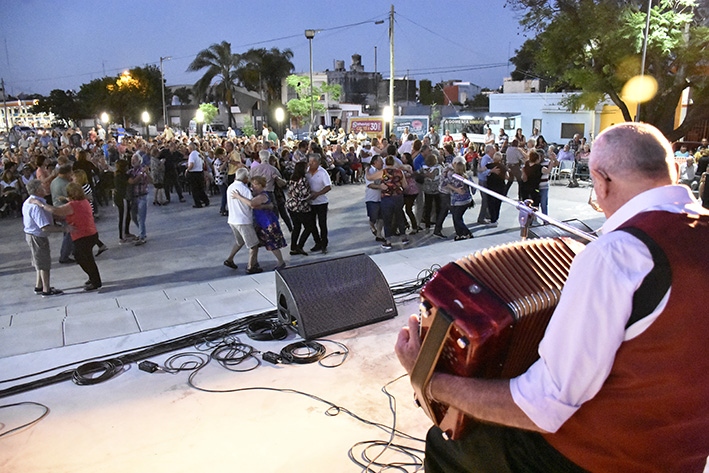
left=31, top=182, right=102, bottom=291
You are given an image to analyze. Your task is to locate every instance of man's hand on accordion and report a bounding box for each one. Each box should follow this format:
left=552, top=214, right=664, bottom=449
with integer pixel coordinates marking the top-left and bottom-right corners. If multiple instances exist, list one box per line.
left=395, top=314, right=422, bottom=375
left=395, top=313, right=543, bottom=433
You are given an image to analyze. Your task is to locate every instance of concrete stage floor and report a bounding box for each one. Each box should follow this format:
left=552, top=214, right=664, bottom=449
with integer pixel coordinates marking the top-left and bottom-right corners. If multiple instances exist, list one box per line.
left=0, top=179, right=605, bottom=472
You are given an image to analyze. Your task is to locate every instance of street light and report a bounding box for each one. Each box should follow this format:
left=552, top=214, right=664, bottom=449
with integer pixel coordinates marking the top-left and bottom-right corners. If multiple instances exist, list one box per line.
left=305, top=29, right=321, bottom=139
left=160, top=56, right=172, bottom=132
left=195, top=109, right=204, bottom=138
left=275, top=107, right=285, bottom=142
left=142, top=111, right=150, bottom=140
left=100, top=112, right=110, bottom=142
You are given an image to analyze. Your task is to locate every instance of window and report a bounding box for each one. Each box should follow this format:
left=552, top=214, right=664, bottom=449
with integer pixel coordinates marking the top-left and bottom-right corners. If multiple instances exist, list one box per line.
left=532, top=119, right=542, bottom=134
left=504, top=118, right=515, bottom=129
left=561, top=123, right=585, bottom=139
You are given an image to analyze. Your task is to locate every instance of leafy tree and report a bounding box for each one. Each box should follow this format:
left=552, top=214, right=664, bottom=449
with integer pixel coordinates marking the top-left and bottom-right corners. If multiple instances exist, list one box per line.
left=242, top=123, right=257, bottom=138
left=77, top=76, right=114, bottom=120
left=237, top=47, right=295, bottom=105
left=285, top=75, right=341, bottom=130
left=198, top=103, right=219, bottom=125
left=77, top=65, right=163, bottom=126
left=419, top=80, right=433, bottom=105
left=172, top=86, right=192, bottom=105
left=32, top=89, right=81, bottom=125
left=507, top=0, right=709, bottom=140
left=430, top=104, right=441, bottom=131
left=419, top=80, right=446, bottom=106
left=466, top=93, right=490, bottom=109
left=188, top=41, right=243, bottom=128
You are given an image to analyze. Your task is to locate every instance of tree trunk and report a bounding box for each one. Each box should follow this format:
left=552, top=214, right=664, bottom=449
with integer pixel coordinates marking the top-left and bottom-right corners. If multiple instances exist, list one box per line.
left=606, top=88, right=633, bottom=122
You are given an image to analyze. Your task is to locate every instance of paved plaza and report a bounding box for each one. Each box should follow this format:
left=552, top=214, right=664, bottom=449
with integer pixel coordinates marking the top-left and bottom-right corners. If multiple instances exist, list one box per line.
left=0, top=179, right=604, bottom=472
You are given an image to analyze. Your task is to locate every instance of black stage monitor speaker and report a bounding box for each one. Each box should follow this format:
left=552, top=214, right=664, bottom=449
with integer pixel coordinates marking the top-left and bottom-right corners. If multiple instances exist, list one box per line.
left=275, top=253, right=397, bottom=339
left=528, top=218, right=596, bottom=243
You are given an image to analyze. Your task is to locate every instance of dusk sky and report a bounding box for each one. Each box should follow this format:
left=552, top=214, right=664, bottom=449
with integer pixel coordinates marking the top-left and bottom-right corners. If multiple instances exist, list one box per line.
left=1, top=0, right=529, bottom=97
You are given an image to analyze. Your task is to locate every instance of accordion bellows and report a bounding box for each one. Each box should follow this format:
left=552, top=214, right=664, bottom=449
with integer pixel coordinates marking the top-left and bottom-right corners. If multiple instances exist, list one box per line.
left=410, top=237, right=586, bottom=440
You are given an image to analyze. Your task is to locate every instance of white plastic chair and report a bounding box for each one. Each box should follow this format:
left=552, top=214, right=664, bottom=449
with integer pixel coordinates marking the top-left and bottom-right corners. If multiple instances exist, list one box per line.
left=556, top=160, right=575, bottom=185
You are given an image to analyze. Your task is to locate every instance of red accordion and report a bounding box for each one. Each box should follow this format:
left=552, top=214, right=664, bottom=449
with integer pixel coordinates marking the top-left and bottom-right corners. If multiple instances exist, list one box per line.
left=410, top=237, right=586, bottom=440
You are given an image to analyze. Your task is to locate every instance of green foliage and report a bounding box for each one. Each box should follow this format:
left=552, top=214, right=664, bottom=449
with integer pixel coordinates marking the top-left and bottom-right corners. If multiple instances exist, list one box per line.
left=466, top=93, right=490, bottom=108
left=172, top=87, right=192, bottom=105
left=188, top=41, right=242, bottom=127
left=73, top=65, right=162, bottom=126
left=242, top=123, right=257, bottom=137
left=32, top=89, right=81, bottom=125
left=419, top=80, right=433, bottom=105
left=508, top=0, right=709, bottom=139
left=285, top=75, right=342, bottom=126
left=237, top=48, right=295, bottom=104
left=430, top=104, right=441, bottom=130
left=198, top=103, right=219, bottom=124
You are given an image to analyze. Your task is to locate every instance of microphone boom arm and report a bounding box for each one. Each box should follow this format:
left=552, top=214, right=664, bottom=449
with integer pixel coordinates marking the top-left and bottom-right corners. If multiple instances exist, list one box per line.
left=452, top=174, right=597, bottom=243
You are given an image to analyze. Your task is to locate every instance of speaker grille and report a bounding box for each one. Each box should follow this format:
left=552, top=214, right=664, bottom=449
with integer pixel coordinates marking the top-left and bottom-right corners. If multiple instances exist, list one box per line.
left=275, top=254, right=397, bottom=339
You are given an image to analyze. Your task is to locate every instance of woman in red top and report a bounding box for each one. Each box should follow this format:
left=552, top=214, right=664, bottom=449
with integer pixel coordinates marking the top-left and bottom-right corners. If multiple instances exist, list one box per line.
left=380, top=155, right=409, bottom=249
left=31, top=182, right=102, bottom=291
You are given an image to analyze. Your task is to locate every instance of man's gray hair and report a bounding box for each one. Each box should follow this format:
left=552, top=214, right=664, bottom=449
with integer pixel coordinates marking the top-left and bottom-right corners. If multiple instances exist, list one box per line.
left=259, top=149, right=271, bottom=161
left=452, top=156, right=467, bottom=167
left=26, top=179, right=44, bottom=196
left=590, top=122, right=673, bottom=181
left=485, top=144, right=496, bottom=155
left=235, top=167, right=249, bottom=182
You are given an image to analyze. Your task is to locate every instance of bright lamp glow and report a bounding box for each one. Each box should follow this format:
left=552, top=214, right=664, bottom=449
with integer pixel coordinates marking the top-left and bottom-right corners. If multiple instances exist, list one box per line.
left=141, top=111, right=150, bottom=123
left=382, top=106, right=393, bottom=122
left=101, top=112, right=109, bottom=124
left=622, top=75, right=658, bottom=104
left=275, top=108, right=285, bottom=123
left=195, top=109, right=204, bottom=122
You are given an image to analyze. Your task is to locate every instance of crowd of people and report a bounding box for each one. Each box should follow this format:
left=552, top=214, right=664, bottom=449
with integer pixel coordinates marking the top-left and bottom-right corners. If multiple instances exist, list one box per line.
left=6, top=120, right=708, bottom=294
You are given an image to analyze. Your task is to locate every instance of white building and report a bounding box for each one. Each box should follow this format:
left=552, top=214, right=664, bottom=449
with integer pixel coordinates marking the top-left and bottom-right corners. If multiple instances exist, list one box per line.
left=0, top=99, right=55, bottom=131
left=489, top=92, right=621, bottom=145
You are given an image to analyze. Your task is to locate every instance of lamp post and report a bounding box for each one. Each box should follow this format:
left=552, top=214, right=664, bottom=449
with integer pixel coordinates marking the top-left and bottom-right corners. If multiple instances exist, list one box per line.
left=305, top=29, right=320, bottom=139
left=195, top=109, right=204, bottom=138
left=160, top=56, right=172, bottom=131
left=100, top=112, right=109, bottom=137
left=383, top=105, right=393, bottom=141
left=635, top=0, right=652, bottom=122
left=275, top=107, right=285, bottom=145
left=142, top=111, right=150, bottom=140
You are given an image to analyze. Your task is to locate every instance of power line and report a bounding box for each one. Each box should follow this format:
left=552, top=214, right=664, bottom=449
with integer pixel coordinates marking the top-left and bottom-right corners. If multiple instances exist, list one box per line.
left=395, top=11, right=480, bottom=56
left=7, top=14, right=389, bottom=90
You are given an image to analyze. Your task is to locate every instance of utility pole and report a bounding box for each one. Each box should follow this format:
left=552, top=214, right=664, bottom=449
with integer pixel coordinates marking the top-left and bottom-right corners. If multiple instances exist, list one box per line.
left=389, top=4, right=394, bottom=121
left=160, top=56, right=171, bottom=131
left=305, top=29, right=319, bottom=138
left=1, top=79, right=9, bottom=145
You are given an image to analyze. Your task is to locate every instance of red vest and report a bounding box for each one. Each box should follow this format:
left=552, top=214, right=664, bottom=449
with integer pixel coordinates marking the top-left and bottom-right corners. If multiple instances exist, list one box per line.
left=544, top=211, right=709, bottom=473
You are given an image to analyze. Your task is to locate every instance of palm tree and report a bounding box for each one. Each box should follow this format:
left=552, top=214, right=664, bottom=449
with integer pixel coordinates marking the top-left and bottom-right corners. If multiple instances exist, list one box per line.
left=187, top=41, right=242, bottom=128
left=238, top=48, right=295, bottom=104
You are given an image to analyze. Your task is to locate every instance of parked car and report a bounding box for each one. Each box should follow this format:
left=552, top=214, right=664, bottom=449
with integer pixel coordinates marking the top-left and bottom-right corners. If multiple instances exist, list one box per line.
left=205, top=123, right=228, bottom=138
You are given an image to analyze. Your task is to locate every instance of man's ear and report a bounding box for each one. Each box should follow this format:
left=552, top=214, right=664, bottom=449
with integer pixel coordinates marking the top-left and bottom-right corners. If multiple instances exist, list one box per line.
left=590, top=169, right=610, bottom=199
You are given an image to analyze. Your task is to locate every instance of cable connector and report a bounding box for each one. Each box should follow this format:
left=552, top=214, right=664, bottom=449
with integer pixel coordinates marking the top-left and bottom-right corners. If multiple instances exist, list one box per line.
left=262, top=351, right=283, bottom=365
left=138, top=361, right=160, bottom=373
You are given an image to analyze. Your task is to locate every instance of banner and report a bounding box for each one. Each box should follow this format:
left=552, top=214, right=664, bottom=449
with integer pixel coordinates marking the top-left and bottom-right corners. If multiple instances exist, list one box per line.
left=392, top=116, right=429, bottom=140
left=348, top=117, right=384, bottom=136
